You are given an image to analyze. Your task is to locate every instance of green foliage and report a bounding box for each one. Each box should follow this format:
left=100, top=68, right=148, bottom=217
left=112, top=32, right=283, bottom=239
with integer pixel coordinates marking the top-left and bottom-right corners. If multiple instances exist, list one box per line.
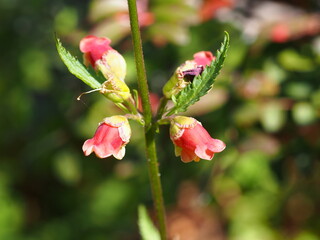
left=90, top=179, right=134, bottom=226
left=0, top=173, right=23, bottom=239
left=278, top=49, right=315, bottom=72
left=260, top=101, right=286, bottom=132
left=167, top=32, right=229, bottom=115
left=53, top=151, right=81, bottom=185
left=20, top=49, right=52, bottom=91
left=55, top=37, right=101, bottom=89
left=138, top=205, right=160, bottom=240
left=292, top=102, right=317, bottom=125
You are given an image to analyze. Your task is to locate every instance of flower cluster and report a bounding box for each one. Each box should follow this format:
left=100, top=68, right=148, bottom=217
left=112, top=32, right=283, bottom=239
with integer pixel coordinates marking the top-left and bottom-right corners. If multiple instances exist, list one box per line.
left=78, top=35, right=225, bottom=162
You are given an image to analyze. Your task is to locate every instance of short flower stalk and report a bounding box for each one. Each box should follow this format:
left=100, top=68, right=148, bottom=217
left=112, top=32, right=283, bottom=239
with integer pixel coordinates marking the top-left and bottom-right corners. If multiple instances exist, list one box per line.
left=56, top=1, right=229, bottom=238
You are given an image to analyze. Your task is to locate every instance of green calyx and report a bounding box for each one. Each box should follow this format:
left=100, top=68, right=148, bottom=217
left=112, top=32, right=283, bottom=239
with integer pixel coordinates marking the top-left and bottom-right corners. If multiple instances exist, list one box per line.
left=169, top=116, right=197, bottom=140
left=162, top=61, right=197, bottom=99
left=100, top=77, right=131, bottom=103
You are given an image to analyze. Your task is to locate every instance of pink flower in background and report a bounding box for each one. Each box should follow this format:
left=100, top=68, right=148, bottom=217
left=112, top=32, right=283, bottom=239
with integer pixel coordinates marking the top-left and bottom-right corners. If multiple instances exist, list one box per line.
left=110, top=0, right=154, bottom=27
left=136, top=0, right=154, bottom=27
left=271, top=23, right=290, bottom=43
left=170, top=116, right=226, bottom=163
left=79, top=35, right=113, bottom=67
left=82, top=116, right=131, bottom=159
left=138, top=93, right=160, bottom=115
left=115, top=1, right=154, bottom=28
left=269, top=15, right=320, bottom=43
left=200, top=0, right=234, bottom=21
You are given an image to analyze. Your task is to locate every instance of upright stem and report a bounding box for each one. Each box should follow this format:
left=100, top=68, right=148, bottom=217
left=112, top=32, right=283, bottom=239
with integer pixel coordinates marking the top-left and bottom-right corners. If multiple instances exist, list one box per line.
left=127, top=0, right=167, bottom=239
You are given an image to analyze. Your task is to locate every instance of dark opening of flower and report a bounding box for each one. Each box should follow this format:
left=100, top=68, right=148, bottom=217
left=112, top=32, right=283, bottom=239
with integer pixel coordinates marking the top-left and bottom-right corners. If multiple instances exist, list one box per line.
left=182, top=66, right=204, bottom=82
left=163, top=51, right=215, bottom=99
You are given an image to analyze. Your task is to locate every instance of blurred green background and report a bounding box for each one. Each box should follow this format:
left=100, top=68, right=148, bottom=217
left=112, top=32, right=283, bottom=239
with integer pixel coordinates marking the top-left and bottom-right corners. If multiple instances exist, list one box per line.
left=0, top=0, right=319, bottom=239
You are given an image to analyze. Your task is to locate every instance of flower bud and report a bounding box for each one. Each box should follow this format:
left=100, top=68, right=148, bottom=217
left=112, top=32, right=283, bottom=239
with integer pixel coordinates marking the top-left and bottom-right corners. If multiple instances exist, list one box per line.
left=170, top=116, right=225, bottom=163
left=82, top=115, right=131, bottom=159
left=95, top=49, right=127, bottom=82
left=80, top=35, right=130, bottom=103
left=80, top=35, right=112, bottom=67
left=163, top=51, right=215, bottom=99
left=100, top=77, right=131, bottom=103
left=80, top=35, right=127, bottom=81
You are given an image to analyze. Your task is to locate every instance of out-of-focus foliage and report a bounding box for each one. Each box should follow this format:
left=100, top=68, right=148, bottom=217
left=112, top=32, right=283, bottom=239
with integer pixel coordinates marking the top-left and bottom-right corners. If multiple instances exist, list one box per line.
left=0, top=0, right=319, bottom=239
left=138, top=205, right=160, bottom=240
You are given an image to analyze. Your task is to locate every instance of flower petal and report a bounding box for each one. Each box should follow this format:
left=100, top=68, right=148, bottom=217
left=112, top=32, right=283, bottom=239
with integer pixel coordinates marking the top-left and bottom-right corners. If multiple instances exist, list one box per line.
left=93, top=145, right=113, bottom=159
left=79, top=35, right=112, bottom=66
left=181, top=149, right=197, bottom=163
left=113, top=146, right=125, bottom=160
left=195, top=145, right=214, bottom=160
left=80, top=35, right=111, bottom=53
left=82, top=139, right=95, bottom=156
left=118, top=124, right=131, bottom=143
left=193, top=51, right=215, bottom=66
left=207, top=139, right=226, bottom=153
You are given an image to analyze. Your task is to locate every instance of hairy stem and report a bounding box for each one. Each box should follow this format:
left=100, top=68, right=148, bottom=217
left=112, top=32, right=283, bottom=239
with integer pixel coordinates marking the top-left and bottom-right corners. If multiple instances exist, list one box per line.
left=127, top=0, right=167, bottom=239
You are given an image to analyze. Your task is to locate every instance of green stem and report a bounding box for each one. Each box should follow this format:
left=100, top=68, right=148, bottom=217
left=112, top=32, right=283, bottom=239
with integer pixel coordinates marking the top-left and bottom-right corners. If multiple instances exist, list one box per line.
left=115, top=102, right=130, bottom=114
left=155, top=97, right=168, bottom=120
left=127, top=0, right=167, bottom=239
left=127, top=0, right=152, bottom=126
left=126, top=96, right=139, bottom=115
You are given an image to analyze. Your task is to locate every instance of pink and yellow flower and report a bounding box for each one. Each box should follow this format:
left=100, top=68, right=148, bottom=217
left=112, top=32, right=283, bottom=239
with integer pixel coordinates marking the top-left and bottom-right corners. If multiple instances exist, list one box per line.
left=170, top=116, right=225, bottom=163
left=79, top=35, right=127, bottom=81
left=163, top=51, right=215, bottom=99
left=82, top=116, right=131, bottom=159
left=80, top=35, right=113, bottom=67
left=79, top=35, right=130, bottom=103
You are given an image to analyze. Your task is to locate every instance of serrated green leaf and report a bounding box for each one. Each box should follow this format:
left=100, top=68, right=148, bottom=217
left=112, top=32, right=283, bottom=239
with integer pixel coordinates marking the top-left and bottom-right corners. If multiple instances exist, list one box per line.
left=166, top=32, right=230, bottom=115
left=55, top=37, right=101, bottom=89
left=138, top=205, right=160, bottom=240
left=171, top=94, right=177, bottom=104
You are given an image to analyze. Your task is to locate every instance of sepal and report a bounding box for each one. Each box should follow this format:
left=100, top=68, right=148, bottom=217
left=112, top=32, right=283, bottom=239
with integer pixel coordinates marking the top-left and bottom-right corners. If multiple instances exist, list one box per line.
left=100, top=78, right=131, bottom=103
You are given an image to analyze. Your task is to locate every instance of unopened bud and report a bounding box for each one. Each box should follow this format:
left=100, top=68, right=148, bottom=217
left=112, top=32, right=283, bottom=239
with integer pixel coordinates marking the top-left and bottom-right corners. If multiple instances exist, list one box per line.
left=163, top=51, right=215, bottom=99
